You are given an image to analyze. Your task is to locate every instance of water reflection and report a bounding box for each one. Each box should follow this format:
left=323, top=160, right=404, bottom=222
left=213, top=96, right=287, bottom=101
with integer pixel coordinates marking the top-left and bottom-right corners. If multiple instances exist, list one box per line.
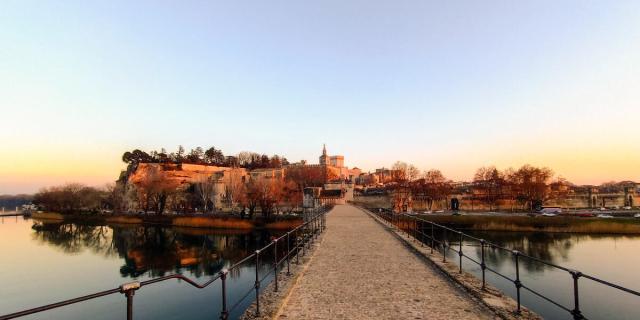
left=30, top=221, right=279, bottom=278
left=430, top=229, right=640, bottom=320
left=460, top=231, right=638, bottom=273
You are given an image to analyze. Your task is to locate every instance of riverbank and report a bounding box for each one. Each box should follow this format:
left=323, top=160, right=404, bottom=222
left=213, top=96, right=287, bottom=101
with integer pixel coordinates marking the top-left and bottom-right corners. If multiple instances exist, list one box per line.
left=419, top=214, right=640, bottom=234
left=31, top=211, right=303, bottom=230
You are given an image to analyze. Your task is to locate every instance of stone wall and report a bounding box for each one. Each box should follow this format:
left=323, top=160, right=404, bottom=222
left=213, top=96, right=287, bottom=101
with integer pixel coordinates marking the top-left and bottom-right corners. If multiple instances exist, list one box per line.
left=351, top=195, right=392, bottom=209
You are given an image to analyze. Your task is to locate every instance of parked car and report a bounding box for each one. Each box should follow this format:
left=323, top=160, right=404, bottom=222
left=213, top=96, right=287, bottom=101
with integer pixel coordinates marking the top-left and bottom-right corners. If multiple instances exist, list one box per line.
left=623, top=206, right=632, bottom=210
left=574, top=212, right=596, bottom=217
left=634, top=213, right=640, bottom=219
left=539, top=207, right=562, bottom=214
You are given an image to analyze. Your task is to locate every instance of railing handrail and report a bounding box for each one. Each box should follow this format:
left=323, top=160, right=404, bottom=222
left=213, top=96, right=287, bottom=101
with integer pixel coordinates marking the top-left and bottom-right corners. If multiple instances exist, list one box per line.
left=0, top=205, right=332, bottom=320
left=372, top=208, right=640, bottom=320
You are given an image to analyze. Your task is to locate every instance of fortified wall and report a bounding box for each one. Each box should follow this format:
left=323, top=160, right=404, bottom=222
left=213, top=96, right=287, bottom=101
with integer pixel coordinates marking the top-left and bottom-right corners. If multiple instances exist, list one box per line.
left=354, top=191, right=640, bottom=212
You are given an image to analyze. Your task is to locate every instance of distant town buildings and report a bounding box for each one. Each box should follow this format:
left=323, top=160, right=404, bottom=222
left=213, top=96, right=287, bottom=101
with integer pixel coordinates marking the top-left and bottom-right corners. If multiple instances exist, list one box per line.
left=123, top=145, right=640, bottom=214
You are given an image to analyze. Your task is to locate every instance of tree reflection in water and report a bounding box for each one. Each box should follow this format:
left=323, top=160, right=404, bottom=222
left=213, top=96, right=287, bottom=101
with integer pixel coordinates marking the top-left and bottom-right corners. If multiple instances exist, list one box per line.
left=460, top=230, right=636, bottom=273
left=31, top=221, right=279, bottom=279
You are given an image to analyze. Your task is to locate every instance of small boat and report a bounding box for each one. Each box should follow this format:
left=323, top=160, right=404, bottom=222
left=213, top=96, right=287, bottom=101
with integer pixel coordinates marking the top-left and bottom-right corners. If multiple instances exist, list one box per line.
left=597, top=214, right=614, bottom=219
left=633, top=213, right=640, bottom=219
left=541, top=213, right=557, bottom=217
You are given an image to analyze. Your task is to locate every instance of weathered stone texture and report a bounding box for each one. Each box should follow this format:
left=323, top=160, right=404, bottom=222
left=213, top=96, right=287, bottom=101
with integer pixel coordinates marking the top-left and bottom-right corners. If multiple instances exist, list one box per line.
left=275, top=205, right=495, bottom=320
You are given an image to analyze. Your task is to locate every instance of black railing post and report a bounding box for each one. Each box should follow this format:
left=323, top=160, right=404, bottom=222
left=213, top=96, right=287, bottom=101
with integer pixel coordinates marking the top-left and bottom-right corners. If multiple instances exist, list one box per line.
left=120, top=281, right=140, bottom=320
left=458, top=232, right=463, bottom=273
left=255, top=250, right=261, bottom=316
left=286, top=232, right=291, bottom=276
left=273, top=239, right=279, bottom=292
left=571, top=271, right=583, bottom=319
left=514, top=251, right=522, bottom=314
left=125, top=291, right=134, bottom=320
left=404, top=216, right=407, bottom=235
left=480, top=239, right=486, bottom=290
left=323, top=210, right=326, bottom=230
left=413, top=217, right=418, bottom=242
left=311, top=216, right=316, bottom=240
left=220, top=269, right=229, bottom=320
left=430, top=223, right=434, bottom=254
left=302, top=226, right=307, bottom=256
left=306, top=221, right=312, bottom=249
left=295, top=228, right=300, bottom=264
left=442, top=228, right=447, bottom=263
left=419, top=220, right=424, bottom=247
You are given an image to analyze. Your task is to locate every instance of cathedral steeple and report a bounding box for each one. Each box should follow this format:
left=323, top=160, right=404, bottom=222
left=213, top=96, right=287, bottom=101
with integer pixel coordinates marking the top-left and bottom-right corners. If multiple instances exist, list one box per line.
left=319, top=144, right=328, bottom=165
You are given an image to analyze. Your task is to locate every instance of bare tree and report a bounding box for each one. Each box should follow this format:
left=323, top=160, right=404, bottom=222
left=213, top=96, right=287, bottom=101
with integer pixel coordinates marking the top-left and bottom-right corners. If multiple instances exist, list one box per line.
left=194, top=174, right=216, bottom=212
left=224, top=170, right=247, bottom=214
left=412, top=169, right=452, bottom=210
left=473, top=166, right=505, bottom=211
left=505, top=165, right=553, bottom=211
left=391, top=161, right=420, bottom=183
left=134, top=166, right=179, bottom=214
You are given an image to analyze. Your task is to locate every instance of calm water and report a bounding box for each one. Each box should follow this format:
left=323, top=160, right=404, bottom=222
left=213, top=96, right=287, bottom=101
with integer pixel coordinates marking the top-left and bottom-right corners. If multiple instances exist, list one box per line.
left=0, top=216, right=284, bottom=320
left=3, top=216, right=640, bottom=320
left=433, top=229, right=640, bottom=320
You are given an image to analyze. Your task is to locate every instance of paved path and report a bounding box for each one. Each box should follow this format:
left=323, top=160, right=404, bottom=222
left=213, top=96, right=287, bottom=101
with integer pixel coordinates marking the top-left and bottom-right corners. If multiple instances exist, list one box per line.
left=276, top=205, right=493, bottom=320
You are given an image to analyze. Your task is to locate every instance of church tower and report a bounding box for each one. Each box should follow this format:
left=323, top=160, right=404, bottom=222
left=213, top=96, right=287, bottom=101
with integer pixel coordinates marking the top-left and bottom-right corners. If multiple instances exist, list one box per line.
left=319, top=144, right=328, bottom=165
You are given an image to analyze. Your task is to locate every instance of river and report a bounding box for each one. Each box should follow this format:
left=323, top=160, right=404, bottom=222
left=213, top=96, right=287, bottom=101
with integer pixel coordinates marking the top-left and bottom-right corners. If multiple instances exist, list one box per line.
left=436, top=229, right=640, bottom=320
left=0, top=216, right=283, bottom=320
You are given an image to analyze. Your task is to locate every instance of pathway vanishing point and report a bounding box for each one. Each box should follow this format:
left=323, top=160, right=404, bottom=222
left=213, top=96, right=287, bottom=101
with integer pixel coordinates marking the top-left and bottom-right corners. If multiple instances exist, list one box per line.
left=275, top=204, right=494, bottom=320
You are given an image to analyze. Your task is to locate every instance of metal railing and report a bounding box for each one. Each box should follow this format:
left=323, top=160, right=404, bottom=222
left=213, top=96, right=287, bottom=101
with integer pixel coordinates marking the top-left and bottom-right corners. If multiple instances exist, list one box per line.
left=0, top=206, right=330, bottom=320
left=372, top=208, right=640, bottom=320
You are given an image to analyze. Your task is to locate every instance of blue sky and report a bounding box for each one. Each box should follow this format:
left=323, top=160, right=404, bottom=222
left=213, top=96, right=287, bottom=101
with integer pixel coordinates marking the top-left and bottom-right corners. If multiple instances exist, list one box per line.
left=1, top=1, right=640, bottom=193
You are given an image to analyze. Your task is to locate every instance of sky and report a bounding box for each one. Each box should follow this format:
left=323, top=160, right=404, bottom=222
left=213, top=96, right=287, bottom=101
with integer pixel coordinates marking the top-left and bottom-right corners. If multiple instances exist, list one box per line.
left=1, top=0, right=640, bottom=194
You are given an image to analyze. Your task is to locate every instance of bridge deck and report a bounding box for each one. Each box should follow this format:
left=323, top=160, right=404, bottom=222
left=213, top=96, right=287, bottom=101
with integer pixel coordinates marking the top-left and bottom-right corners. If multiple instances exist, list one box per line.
left=275, top=204, right=492, bottom=319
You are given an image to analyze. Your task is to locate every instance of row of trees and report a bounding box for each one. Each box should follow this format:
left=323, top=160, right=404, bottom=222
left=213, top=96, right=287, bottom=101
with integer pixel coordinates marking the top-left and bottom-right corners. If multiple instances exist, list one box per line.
left=122, top=146, right=290, bottom=170
left=472, top=165, right=554, bottom=211
left=33, top=183, right=111, bottom=214
left=388, top=161, right=556, bottom=211
left=34, top=163, right=339, bottom=217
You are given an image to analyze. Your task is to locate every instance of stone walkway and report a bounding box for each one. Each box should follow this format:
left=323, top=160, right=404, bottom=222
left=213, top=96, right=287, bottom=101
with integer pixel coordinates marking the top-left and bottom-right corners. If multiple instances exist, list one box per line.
left=275, top=205, right=493, bottom=320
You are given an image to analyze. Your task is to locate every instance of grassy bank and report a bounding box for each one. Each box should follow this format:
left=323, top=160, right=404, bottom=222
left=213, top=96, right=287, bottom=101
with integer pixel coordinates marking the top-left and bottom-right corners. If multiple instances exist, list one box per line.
left=419, top=215, right=640, bottom=234
left=31, top=212, right=65, bottom=220
left=173, top=216, right=254, bottom=229
left=30, top=212, right=302, bottom=230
